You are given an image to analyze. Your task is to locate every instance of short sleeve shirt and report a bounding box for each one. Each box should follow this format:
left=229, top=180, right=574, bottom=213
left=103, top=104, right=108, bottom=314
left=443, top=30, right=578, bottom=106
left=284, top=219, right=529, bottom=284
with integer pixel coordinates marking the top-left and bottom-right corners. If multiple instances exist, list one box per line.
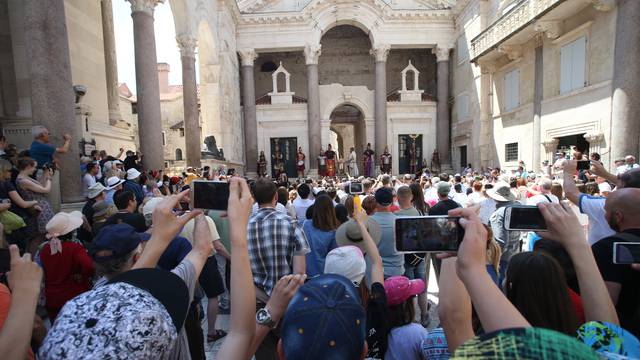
left=579, top=194, right=615, bottom=245
left=30, top=141, right=56, bottom=168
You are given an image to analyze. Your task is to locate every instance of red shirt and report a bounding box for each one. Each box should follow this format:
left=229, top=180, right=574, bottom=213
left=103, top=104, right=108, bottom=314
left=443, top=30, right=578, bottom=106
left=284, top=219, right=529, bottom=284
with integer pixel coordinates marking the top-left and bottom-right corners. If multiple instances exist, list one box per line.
left=39, top=242, right=94, bottom=312
left=568, top=288, right=585, bottom=324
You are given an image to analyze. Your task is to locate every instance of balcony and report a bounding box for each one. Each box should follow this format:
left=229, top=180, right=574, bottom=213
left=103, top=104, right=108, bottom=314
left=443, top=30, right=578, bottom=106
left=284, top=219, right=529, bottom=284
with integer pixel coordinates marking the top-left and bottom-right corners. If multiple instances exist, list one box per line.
left=470, top=0, right=565, bottom=62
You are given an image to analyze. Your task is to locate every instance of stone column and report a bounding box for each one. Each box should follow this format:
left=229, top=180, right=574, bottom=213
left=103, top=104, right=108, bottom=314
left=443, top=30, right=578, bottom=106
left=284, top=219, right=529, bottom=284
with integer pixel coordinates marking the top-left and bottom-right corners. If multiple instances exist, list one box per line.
left=610, top=0, right=640, bottom=167
left=433, top=44, right=452, bottom=166
left=532, top=44, right=543, bottom=172
left=477, top=60, right=496, bottom=169
left=24, top=0, right=84, bottom=203
left=101, top=0, right=122, bottom=126
left=371, top=45, right=390, bottom=159
left=239, top=49, right=258, bottom=175
left=177, top=35, right=201, bottom=168
left=304, top=44, right=322, bottom=175
left=128, top=0, right=164, bottom=170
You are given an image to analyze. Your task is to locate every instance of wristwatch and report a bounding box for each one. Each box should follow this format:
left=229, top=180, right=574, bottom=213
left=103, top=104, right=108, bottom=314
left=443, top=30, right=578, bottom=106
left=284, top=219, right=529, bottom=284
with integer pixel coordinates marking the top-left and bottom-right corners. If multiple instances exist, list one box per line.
left=256, top=307, right=277, bottom=329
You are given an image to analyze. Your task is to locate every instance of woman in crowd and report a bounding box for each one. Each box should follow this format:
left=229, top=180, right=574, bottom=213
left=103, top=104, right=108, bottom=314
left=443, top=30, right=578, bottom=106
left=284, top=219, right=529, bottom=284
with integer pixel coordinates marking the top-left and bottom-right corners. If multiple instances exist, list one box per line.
left=302, top=194, right=339, bottom=277
left=0, top=159, right=41, bottom=250
left=409, top=182, right=428, bottom=215
left=15, top=157, right=55, bottom=251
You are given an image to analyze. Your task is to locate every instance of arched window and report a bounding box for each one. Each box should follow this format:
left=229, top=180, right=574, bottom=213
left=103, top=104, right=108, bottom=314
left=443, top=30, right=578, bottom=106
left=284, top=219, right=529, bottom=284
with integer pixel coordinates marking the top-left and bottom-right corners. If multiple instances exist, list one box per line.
left=175, top=148, right=183, bottom=161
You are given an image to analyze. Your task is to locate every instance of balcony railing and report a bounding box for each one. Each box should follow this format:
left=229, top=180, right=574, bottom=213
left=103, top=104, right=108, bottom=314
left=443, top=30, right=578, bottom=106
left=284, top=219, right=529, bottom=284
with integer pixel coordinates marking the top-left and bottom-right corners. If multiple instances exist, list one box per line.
left=470, top=0, right=565, bottom=61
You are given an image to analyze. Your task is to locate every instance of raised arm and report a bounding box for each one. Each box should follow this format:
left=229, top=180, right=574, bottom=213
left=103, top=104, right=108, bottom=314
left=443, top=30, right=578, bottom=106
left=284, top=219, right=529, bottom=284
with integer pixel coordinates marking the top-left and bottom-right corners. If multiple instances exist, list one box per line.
left=559, top=160, right=581, bottom=205
left=354, top=209, right=383, bottom=285
left=538, top=202, right=619, bottom=325
left=55, top=134, right=71, bottom=154
left=589, top=161, right=620, bottom=188
left=438, top=258, right=474, bottom=353
left=183, top=215, right=215, bottom=279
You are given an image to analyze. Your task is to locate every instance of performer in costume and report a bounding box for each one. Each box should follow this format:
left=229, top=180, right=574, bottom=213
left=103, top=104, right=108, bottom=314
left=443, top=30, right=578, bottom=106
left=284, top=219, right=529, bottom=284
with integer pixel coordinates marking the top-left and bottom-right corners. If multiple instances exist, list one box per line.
left=347, top=147, right=359, bottom=177
left=380, top=146, right=392, bottom=174
left=317, top=148, right=327, bottom=177
left=296, top=147, right=306, bottom=178
left=257, top=151, right=267, bottom=177
left=363, top=143, right=375, bottom=178
left=409, top=142, right=417, bottom=175
left=272, top=145, right=284, bottom=178
left=325, top=144, right=337, bottom=177
left=431, top=149, right=441, bottom=174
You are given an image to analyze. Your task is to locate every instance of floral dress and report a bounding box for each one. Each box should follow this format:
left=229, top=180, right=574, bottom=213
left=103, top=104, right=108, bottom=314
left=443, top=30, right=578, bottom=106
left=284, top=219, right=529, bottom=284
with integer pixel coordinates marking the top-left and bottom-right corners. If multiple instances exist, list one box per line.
left=17, top=176, right=54, bottom=234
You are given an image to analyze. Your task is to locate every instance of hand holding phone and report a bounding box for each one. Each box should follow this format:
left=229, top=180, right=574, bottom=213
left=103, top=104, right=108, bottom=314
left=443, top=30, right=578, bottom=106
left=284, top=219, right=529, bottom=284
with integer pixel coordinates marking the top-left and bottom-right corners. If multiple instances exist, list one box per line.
left=613, top=242, right=640, bottom=264
left=395, top=216, right=465, bottom=253
left=191, top=180, right=230, bottom=211
left=504, top=205, right=547, bottom=231
left=577, top=160, right=591, bottom=171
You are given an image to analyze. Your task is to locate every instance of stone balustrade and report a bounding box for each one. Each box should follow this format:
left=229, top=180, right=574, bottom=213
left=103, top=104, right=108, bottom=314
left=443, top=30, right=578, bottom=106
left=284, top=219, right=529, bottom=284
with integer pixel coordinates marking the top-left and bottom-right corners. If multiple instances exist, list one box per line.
left=470, top=0, right=564, bottom=61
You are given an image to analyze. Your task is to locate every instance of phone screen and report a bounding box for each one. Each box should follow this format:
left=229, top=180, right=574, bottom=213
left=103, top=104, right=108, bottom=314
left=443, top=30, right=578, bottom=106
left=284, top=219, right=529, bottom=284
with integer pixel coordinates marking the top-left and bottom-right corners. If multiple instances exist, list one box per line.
left=349, top=182, right=363, bottom=194
left=395, top=216, right=464, bottom=253
left=508, top=206, right=547, bottom=231
left=577, top=160, right=591, bottom=170
left=192, top=181, right=229, bottom=211
left=613, top=242, right=640, bottom=264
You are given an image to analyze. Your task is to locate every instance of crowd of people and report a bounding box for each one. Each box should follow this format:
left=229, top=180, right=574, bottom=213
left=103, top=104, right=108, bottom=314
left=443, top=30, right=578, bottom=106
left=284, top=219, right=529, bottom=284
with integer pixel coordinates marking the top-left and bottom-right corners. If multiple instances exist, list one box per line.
left=0, top=126, right=639, bottom=359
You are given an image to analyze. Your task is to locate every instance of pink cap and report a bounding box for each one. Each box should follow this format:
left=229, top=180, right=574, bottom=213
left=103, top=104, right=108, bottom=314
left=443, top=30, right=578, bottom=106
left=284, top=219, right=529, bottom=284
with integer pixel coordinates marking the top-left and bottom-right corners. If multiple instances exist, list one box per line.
left=384, top=276, right=425, bottom=306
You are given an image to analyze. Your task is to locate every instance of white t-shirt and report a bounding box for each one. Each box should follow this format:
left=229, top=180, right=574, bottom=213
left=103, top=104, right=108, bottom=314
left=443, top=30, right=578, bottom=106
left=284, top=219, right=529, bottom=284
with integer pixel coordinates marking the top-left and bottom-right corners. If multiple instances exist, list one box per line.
left=82, top=173, right=96, bottom=198
left=579, top=194, right=615, bottom=245
left=292, top=197, right=314, bottom=221
left=526, top=193, right=559, bottom=206
left=466, top=191, right=484, bottom=207
left=451, top=192, right=468, bottom=208
left=251, top=202, right=288, bottom=217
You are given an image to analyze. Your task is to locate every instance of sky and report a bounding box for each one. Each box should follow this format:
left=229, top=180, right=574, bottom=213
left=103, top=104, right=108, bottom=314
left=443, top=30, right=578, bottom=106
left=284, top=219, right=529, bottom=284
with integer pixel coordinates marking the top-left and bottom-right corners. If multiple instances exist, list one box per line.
left=113, top=1, right=191, bottom=95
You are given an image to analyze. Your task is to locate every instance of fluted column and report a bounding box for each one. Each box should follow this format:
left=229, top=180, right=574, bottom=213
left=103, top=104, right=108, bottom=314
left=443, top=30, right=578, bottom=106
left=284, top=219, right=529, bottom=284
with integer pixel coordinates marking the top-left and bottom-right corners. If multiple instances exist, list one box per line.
left=433, top=44, right=452, bottom=166
left=128, top=0, right=164, bottom=170
left=532, top=43, right=543, bottom=172
left=304, top=44, right=322, bottom=175
left=239, top=49, right=258, bottom=175
left=177, top=35, right=201, bottom=167
left=101, top=0, right=122, bottom=126
left=610, top=0, right=640, bottom=167
left=24, top=0, right=84, bottom=203
left=371, top=45, right=390, bottom=159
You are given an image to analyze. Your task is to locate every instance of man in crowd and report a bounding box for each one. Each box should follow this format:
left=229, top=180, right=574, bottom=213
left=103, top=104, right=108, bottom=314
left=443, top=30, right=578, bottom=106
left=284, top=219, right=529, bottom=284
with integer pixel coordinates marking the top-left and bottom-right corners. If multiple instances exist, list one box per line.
left=78, top=183, right=108, bottom=243
left=123, top=150, right=140, bottom=171
left=247, top=178, right=306, bottom=359
left=394, top=186, right=419, bottom=216
left=82, top=163, right=99, bottom=199
left=104, top=189, right=147, bottom=233
left=123, top=168, right=144, bottom=206
left=429, top=182, right=460, bottom=215
left=370, top=187, right=403, bottom=278
left=292, top=183, right=313, bottom=221
left=29, top=126, right=71, bottom=170
left=591, top=188, right=640, bottom=337
left=105, top=176, right=125, bottom=205
left=526, top=178, right=559, bottom=205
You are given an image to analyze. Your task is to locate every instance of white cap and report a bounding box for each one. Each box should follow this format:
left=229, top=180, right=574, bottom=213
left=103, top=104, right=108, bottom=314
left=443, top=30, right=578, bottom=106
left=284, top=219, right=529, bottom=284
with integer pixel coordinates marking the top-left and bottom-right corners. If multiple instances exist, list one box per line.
left=324, top=246, right=366, bottom=286
left=126, top=168, right=141, bottom=180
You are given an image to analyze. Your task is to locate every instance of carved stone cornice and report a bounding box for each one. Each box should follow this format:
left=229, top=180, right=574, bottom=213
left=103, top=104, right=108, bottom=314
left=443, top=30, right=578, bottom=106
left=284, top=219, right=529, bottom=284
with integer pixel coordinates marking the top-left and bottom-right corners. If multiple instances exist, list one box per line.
left=370, top=44, right=391, bottom=63
left=432, top=44, right=453, bottom=62
left=238, top=49, right=258, bottom=67
left=583, top=132, right=604, bottom=144
left=533, top=20, right=562, bottom=39
left=498, top=45, right=522, bottom=61
left=542, top=138, right=560, bottom=152
left=128, top=0, right=164, bottom=16
left=304, top=44, right=322, bottom=65
left=588, top=0, right=615, bottom=11
left=176, top=35, right=197, bottom=58
left=478, top=59, right=496, bottom=74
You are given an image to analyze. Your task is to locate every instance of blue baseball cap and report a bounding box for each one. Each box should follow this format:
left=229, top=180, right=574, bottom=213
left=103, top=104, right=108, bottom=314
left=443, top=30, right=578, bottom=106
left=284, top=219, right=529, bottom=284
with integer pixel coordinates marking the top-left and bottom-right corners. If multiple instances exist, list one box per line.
left=375, top=187, right=394, bottom=206
left=91, top=223, right=142, bottom=262
left=281, top=274, right=366, bottom=359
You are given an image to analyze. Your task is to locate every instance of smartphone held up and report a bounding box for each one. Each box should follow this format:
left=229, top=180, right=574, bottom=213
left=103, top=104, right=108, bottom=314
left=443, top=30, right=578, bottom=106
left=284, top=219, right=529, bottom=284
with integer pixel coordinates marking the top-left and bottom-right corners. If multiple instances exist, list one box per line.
left=191, top=180, right=230, bottom=211
left=504, top=205, right=548, bottom=231
left=395, top=216, right=465, bottom=253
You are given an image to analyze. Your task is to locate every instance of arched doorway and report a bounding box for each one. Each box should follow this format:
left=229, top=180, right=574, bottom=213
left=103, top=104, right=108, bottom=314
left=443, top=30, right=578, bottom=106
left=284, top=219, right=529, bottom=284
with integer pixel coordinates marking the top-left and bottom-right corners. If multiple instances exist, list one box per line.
left=330, top=104, right=365, bottom=175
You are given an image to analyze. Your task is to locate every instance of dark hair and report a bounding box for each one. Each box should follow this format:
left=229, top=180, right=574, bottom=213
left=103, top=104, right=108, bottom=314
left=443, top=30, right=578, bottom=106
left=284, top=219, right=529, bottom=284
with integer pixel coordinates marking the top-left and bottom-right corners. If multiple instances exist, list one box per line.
left=86, top=162, right=98, bottom=173
left=334, top=204, right=348, bottom=224
left=454, top=183, right=462, bottom=193
left=253, top=178, right=277, bottom=205
left=454, top=175, right=462, bottom=183
left=533, top=239, right=579, bottom=293
left=409, top=183, right=427, bottom=215
left=509, top=178, right=518, bottom=188
left=297, top=183, right=311, bottom=199
left=277, top=187, right=288, bottom=207
left=505, top=252, right=579, bottom=335
left=327, top=187, right=337, bottom=201
left=590, top=152, right=601, bottom=161
left=113, top=189, right=135, bottom=210
left=312, top=195, right=340, bottom=231
left=17, top=157, right=36, bottom=171
left=362, top=196, right=377, bottom=215
left=619, top=168, right=640, bottom=189
left=584, top=182, right=598, bottom=196
left=388, top=298, right=415, bottom=329
left=344, top=195, right=355, bottom=218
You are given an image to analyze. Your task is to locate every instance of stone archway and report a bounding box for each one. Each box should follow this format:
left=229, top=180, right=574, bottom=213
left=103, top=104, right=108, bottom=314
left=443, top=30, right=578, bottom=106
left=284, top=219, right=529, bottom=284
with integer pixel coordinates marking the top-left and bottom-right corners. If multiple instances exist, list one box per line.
left=330, top=103, right=365, bottom=174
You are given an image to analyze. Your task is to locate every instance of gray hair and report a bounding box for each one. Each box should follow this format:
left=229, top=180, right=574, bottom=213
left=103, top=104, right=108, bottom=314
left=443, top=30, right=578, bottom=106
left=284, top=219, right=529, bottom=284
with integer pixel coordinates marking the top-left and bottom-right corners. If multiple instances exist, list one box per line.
left=31, top=126, right=48, bottom=139
left=538, top=177, right=553, bottom=191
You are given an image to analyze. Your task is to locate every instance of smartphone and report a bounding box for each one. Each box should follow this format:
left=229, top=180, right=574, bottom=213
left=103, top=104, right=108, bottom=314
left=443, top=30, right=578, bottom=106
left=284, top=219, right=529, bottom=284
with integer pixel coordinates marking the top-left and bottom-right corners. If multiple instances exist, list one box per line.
left=395, top=216, right=465, bottom=253
left=349, top=182, right=363, bottom=195
left=613, top=242, right=640, bottom=264
left=577, top=160, right=591, bottom=170
left=191, top=180, right=229, bottom=211
left=504, top=205, right=547, bottom=231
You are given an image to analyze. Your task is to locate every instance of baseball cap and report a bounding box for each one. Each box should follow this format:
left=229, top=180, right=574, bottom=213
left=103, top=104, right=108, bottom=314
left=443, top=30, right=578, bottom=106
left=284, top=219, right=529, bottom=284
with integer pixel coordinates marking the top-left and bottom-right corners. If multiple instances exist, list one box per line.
left=451, top=327, right=598, bottom=359
left=91, top=224, right=142, bottom=262
left=87, top=183, right=106, bottom=199
left=335, top=219, right=381, bottom=252
left=127, top=168, right=142, bottom=180
left=384, top=276, right=425, bottom=306
left=38, top=268, right=189, bottom=359
left=281, top=274, right=366, bottom=360
left=324, top=246, right=366, bottom=285
left=436, top=181, right=451, bottom=196
left=375, top=187, right=394, bottom=206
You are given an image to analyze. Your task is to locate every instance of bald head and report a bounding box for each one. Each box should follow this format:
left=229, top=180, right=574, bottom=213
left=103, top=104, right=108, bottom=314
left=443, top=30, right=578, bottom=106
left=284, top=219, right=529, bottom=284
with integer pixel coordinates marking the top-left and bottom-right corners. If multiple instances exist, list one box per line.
left=605, top=188, right=640, bottom=231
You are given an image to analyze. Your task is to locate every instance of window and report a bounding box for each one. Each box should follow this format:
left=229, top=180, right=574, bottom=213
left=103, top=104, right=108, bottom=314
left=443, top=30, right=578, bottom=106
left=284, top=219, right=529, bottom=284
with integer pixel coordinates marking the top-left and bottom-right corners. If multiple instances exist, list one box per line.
left=162, top=131, right=166, bottom=146
left=175, top=148, right=183, bottom=161
left=504, top=69, right=520, bottom=111
left=457, top=35, right=468, bottom=64
left=505, top=143, right=519, bottom=162
left=560, top=36, right=587, bottom=94
left=457, top=94, right=469, bottom=120
left=459, top=145, right=467, bottom=168
left=179, top=128, right=185, bottom=137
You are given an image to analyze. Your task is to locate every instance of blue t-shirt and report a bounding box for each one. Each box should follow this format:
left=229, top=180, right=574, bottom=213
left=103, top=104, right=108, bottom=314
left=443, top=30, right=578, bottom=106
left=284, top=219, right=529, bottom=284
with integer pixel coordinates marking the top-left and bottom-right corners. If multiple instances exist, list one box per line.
left=302, top=220, right=337, bottom=277
left=29, top=141, right=56, bottom=168
left=385, top=323, right=429, bottom=360
left=371, top=211, right=404, bottom=277
left=139, top=233, right=192, bottom=271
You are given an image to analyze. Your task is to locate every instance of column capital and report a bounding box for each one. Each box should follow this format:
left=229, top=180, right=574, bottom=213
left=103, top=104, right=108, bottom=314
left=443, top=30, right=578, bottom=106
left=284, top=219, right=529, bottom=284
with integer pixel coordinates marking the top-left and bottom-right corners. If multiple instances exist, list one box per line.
left=533, top=20, right=562, bottom=39
left=588, top=0, right=615, bottom=11
left=498, top=44, right=522, bottom=61
left=432, top=44, right=453, bottom=62
left=542, top=138, right=560, bottom=152
left=128, top=0, right=164, bottom=16
left=176, top=35, right=197, bottom=58
left=238, top=48, right=258, bottom=67
left=370, top=44, right=391, bottom=62
left=477, top=59, right=496, bottom=74
left=304, top=44, right=322, bottom=65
